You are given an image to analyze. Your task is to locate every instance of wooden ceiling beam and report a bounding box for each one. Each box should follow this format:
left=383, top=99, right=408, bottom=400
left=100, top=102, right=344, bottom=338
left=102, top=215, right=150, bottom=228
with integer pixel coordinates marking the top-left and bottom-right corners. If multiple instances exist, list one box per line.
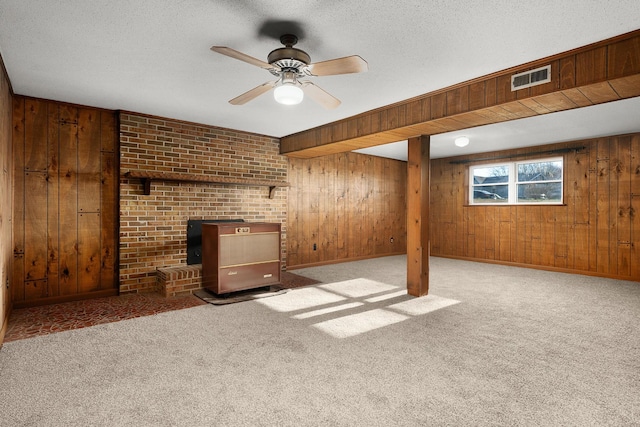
left=280, top=29, right=640, bottom=159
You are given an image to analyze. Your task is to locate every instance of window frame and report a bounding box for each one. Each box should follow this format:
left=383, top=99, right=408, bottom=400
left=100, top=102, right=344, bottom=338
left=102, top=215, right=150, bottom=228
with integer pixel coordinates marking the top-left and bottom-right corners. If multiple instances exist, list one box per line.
left=469, top=156, right=564, bottom=206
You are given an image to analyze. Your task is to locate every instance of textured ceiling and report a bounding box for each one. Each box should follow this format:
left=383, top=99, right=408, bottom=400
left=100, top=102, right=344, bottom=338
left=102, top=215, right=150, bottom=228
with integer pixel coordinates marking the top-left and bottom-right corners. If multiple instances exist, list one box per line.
left=1, top=1, right=639, bottom=158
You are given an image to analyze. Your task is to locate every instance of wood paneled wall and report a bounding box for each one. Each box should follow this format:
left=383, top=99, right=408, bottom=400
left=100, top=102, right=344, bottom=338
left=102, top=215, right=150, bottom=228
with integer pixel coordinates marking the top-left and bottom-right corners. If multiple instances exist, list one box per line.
left=0, top=55, right=12, bottom=344
left=430, top=134, right=640, bottom=281
left=287, top=152, right=406, bottom=268
left=12, top=97, right=118, bottom=307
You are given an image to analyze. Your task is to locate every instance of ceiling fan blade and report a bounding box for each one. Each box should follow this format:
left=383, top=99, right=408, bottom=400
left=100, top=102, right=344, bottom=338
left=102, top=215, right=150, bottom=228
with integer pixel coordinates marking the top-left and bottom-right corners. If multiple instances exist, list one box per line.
left=307, top=55, right=368, bottom=76
left=301, top=82, right=341, bottom=109
left=229, top=81, right=276, bottom=105
left=210, top=46, right=275, bottom=70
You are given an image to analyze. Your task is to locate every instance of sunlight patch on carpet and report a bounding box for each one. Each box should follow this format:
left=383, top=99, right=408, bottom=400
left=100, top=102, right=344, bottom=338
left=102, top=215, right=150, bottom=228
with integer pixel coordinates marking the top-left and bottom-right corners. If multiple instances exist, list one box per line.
left=365, top=290, right=407, bottom=303
left=255, top=287, right=346, bottom=312
left=387, top=295, right=460, bottom=316
left=292, top=302, right=364, bottom=319
left=255, top=278, right=462, bottom=338
left=312, top=309, right=409, bottom=338
left=319, top=279, right=397, bottom=298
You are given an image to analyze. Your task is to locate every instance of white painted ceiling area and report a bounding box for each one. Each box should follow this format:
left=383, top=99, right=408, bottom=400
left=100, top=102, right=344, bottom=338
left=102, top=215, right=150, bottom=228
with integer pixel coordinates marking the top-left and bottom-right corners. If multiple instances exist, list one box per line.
left=0, top=1, right=639, bottom=159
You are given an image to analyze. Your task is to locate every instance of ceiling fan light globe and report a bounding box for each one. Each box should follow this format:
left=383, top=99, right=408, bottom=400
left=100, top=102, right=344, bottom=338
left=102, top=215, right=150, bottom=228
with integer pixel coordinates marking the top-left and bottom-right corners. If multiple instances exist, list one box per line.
left=274, top=84, right=304, bottom=105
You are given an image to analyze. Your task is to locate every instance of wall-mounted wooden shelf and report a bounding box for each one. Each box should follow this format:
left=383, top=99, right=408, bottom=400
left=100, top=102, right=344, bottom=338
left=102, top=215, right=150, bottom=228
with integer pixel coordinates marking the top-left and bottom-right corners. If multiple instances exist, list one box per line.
left=124, top=170, right=289, bottom=198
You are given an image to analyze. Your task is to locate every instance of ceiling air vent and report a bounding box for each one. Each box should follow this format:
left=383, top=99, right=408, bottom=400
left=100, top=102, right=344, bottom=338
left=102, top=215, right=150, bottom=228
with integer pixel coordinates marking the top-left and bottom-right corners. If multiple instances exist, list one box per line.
left=511, top=64, right=551, bottom=91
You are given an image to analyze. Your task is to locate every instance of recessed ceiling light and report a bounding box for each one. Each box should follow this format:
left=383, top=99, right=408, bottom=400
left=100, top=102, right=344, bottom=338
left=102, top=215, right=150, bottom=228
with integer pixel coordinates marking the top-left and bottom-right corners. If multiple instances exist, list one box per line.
left=454, top=136, right=469, bottom=147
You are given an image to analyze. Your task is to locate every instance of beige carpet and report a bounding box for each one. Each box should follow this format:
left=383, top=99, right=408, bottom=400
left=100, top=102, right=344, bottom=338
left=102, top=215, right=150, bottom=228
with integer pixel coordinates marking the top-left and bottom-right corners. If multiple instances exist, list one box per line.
left=1, top=256, right=638, bottom=426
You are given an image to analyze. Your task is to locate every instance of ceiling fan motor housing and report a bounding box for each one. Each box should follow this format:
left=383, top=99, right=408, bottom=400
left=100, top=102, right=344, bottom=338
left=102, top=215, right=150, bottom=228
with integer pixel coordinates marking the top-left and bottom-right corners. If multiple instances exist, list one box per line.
left=268, top=48, right=310, bottom=68
left=267, top=34, right=310, bottom=74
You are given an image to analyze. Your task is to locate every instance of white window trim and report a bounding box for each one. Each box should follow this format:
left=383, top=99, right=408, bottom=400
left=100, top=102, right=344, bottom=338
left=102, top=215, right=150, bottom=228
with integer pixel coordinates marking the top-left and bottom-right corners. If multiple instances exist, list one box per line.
left=469, top=157, right=563, bottom=205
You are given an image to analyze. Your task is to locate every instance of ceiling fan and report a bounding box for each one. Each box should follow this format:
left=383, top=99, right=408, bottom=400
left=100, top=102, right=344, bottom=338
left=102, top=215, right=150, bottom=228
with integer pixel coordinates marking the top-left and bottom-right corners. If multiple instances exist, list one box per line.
left=211, top=34, right=368, bottom=109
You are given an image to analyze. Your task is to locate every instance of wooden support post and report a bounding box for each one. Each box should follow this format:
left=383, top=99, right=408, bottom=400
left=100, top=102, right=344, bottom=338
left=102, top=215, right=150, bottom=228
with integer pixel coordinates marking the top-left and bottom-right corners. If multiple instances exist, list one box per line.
left=406, top=135, right=430, bottom=296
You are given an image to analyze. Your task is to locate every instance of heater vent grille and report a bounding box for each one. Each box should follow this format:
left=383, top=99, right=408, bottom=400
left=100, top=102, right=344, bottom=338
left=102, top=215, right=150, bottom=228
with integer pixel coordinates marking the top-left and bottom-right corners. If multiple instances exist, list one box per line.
left=511, top=65, right=551, bottom=91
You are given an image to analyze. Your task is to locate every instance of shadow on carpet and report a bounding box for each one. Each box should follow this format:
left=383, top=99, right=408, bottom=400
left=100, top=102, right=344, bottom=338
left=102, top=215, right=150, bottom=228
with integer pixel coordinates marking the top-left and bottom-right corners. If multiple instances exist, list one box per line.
left=194, top=271, right=321, bottom=305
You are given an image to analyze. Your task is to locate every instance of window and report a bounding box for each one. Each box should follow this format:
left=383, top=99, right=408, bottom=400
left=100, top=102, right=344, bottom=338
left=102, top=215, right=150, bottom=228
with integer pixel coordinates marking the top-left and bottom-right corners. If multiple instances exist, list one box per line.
left=470, top=157, right=563, bottom=205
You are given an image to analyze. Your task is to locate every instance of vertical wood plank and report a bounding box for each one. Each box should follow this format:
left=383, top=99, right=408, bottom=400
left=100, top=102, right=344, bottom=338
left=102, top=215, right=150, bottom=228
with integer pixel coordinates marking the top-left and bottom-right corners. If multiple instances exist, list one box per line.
left=358, top=155, right=373, bottom=256
left=474, top=207, right=486, bottom=259
left=100, top=151, right=117, bottom=289
left=406, top=135, right=430, bottom=297
left=595, top=138, right=611, bottom=274
left=78, top=212, right=101, bottom=292
left=587, top=140, right=599, bottom=272
left=614, top=135, right=632, bottom=276
left=286, top=159, right=300, bottom=266
left=554, top=207, right=569, bottom=269
left=607, top=36, right=640, bottom=78
left=498, top=208, right=511, bottom=261
left=24, top=172, right=48, bottom=284
left=24, top=98, right=48, bottom=172
left=58, top=106, right=79, bottom=295
left=12, top=97, right=26, bottom=302
left=78, top=109, right=102, bottom=213
left=576, top=46, right=607, bottom=86
left=569, top=149, right=590, bottom=270
left=514, top=206, right=527, bottom=264
left=347, top=154, right=360, bottom=259
left=630, top=134, right=640, bottom=278
left=335, top=154, right=348, bottom=260
left=47, top=102, right=60, bottom=297
left=469, top=81, right=486, bottom=111
left=431, top=93, right=446, bottom=120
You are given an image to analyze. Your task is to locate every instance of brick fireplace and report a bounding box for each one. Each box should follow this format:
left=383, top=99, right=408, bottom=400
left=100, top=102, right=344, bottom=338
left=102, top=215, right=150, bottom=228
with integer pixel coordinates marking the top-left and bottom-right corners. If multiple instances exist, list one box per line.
left=119, top=112, right=287, bottom=294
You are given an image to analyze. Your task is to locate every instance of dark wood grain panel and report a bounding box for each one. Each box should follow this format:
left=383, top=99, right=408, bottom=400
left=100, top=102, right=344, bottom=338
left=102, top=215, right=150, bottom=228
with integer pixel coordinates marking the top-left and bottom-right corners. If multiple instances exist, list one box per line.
left=24, top=98, right=48, bottom=172
left=100, top=110, right=117, bottom=152
left=631, top=135, right=640, bottom=279
left=286, top=159, right=302, bottom=266
left=58, top=114, right=79, bottom=296
left=595, top=139, right=612, bottom=274
left=496, top=74, right=517, bottom=105
left=24, top=279, right=48, bottom=300
left=614, top=136, right=632, bottom=276
left=559, top=56, right=576, bottom=90
left=78, top=109, right=102, bottom=213
left=554, top=208, right=568, bottom=269
left=446, top=86, right=469, bottom=116
left=47, top=103, right=60, bottom=297
left=431, top=92, right=446, bottom=120
left=78, top=212, right=101, bottom=292
left=468, top=81, right=486, bottom=111
left=335, top=153, right=348, bottom=260
left=12, top=98, right=26, bottom=303
left=576, top=46, right=607, bottom=86
left=100, top=151, right=117, bottom=289
left=498, top=207, right=512, bottom=261
left=607, top=35, right=640, bottom=78
left=24, top=172, right=48, bottom=284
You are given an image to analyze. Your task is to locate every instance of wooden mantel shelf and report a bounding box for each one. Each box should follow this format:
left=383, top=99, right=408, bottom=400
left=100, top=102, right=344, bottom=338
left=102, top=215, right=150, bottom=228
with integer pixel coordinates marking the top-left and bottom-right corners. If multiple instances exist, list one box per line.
left=124, top=170, right=289, bottom=198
